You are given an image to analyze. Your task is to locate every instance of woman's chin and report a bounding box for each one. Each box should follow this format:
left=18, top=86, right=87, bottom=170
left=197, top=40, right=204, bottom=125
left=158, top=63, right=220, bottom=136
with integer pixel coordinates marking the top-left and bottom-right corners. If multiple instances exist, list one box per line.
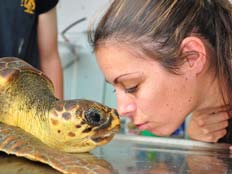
left=149, top=128, right=173, bottom=137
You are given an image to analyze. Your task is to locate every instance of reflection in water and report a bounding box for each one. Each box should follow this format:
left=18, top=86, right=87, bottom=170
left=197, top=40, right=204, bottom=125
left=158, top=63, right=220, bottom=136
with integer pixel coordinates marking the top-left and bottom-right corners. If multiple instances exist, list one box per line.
left=128, top=145, right=232, bottom=174
left=127, top=149, right=185, bottom=174
left=93, top=134, right=232, bottom=174
left=187, top=154, right=232, bottom=174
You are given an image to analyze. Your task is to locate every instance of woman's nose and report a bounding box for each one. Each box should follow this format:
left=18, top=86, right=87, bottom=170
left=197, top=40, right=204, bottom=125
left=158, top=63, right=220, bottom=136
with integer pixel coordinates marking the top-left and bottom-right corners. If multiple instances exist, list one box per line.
left=118, top=104, right=137, bottom=117
left=117, top=95, right=136, bottom=117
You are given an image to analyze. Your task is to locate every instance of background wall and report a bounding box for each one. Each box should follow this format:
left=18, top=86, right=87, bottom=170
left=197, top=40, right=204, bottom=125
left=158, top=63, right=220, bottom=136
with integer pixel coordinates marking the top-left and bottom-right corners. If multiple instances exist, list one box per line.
left=57, top=0, right=110, bottom=33
left=57, top=0, right=116, bottom=105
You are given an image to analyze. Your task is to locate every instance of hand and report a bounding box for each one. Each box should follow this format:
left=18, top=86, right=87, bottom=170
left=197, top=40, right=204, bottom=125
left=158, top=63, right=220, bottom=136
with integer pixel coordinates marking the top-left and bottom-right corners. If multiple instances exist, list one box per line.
left=187, top=106, right=230, bottom=142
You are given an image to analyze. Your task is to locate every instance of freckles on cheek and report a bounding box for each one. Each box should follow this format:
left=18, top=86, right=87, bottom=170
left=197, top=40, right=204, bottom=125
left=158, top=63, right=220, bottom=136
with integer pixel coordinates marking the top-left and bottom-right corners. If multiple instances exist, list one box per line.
left=164, top=88, right=185, bottom=115
left=165, top=103, right=174, bottom=112
left=188, top=97, right=192, bottom=103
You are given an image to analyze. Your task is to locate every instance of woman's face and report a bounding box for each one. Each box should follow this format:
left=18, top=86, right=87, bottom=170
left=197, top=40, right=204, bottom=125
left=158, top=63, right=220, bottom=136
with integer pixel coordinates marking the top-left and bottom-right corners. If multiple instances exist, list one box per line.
left=96, top=44, right=198, bottom=136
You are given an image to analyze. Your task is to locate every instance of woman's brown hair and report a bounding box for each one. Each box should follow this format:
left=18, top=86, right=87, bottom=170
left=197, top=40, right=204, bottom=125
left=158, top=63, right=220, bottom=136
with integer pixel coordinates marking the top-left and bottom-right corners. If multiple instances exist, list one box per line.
left=89, top=0, right=232, bottom=143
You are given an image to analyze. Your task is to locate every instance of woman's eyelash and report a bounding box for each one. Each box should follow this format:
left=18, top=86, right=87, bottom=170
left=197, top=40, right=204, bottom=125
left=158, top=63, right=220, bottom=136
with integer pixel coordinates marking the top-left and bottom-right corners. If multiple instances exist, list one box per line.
left=125, top=85, right=138, bottom=93
left=112, top=85, right=138, bottom=93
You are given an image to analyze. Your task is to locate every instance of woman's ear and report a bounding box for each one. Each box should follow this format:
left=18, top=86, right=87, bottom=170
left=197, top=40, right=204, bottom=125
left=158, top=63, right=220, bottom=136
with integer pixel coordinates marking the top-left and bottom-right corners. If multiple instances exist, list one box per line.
left=181, top=36, right=207, bottom=75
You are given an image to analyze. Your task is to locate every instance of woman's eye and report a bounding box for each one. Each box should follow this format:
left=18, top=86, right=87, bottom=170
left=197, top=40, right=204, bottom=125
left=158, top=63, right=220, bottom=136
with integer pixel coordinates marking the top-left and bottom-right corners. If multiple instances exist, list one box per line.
left=125, top=85, right=138, bottom=93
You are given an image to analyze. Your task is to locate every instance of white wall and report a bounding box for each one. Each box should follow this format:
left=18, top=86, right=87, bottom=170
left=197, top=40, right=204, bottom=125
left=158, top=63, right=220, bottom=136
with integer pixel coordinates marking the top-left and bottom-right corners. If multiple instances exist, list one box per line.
left=57, top=0, right=110, bottom=34
left=56, top=0, right=117, bottom=107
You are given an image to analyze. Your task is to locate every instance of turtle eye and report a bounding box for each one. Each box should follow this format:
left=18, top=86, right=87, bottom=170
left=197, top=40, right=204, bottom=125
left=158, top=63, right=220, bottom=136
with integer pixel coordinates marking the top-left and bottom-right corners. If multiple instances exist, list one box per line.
left=85, top=109, right=102, bottom=126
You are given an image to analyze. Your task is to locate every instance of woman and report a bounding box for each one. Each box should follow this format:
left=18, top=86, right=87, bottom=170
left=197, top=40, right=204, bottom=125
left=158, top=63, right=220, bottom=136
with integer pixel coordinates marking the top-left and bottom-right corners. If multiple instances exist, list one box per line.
left=89, top=0, right=232, bottom=144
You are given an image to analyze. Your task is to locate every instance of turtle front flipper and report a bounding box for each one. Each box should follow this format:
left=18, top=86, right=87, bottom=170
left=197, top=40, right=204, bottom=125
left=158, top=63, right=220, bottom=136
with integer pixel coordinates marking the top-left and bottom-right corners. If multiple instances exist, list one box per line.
left=0, top=123, right=114, bottom=174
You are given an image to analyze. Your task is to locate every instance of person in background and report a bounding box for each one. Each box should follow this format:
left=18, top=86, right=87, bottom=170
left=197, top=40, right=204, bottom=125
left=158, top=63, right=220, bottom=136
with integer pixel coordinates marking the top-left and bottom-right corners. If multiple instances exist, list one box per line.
left=89, top=0, right=232, bottom=145
left=0, top=0, right=63, bottom=99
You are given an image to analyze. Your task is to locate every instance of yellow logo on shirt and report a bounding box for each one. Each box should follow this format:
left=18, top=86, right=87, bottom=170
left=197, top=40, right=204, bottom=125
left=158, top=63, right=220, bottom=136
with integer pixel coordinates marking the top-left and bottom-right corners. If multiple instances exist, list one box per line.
left=21, top=0, right=36, bottom=14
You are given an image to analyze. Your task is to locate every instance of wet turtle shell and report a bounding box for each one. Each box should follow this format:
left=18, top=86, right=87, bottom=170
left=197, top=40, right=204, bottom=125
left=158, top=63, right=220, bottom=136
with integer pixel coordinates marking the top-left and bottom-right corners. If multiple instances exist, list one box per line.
left=0, top=57, right=120, bottom=173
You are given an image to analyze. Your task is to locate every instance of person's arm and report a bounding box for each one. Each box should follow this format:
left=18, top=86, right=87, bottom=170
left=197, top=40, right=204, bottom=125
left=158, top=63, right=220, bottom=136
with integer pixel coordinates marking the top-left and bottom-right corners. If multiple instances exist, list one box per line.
left=187, top=106, right=229, bottom=142
left=37, top=7, right=64, bottom=99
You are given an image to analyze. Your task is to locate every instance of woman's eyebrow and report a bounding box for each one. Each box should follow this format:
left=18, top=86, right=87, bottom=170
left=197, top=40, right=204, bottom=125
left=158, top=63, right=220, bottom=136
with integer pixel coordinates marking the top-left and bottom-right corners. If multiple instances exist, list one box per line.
left=104, top=74, right=130, bottom=85
left=113, top=74, right=130, bottom=84
left=104, top=78, right=120, bottom=84
left=114, top=72, right=142, bottom=84
left=105, top=72, right=142, bottom=85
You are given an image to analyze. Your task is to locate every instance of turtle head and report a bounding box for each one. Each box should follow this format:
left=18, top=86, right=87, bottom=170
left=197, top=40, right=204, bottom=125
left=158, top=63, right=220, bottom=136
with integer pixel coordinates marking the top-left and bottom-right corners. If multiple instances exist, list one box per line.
left=48, top=99, right=120, bottom=152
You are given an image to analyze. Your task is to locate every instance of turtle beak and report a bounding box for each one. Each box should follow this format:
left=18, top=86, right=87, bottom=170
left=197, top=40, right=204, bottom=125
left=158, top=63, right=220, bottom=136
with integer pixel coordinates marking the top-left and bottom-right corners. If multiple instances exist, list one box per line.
left=90, top=126, right=120, bottom=143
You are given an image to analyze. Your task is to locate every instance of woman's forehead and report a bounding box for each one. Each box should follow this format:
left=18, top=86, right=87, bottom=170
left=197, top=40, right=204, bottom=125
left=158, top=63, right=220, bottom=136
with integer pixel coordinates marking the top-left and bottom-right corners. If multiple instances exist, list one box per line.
left=96, top=46, right=166, bottom=84
left=96, top=43, right=156, bottom=63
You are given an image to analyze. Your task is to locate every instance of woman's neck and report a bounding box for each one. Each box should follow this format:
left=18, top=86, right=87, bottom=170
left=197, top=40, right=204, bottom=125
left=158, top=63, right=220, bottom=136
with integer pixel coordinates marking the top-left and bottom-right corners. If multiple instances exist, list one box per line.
left=197, top=77, right=227, bottom=111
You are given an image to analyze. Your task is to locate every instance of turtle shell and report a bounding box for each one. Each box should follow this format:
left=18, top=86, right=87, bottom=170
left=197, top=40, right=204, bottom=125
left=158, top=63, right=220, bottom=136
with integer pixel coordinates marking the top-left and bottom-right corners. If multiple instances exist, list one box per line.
left=0, top=57, right=54, bottom=91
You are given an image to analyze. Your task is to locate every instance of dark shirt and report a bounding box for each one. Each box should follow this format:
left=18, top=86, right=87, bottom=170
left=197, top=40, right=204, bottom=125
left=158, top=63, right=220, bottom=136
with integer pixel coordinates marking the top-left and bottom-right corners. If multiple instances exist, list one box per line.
left=0, top=0, right=58, bottom=69
left=218, top=119, right=232, bottom=144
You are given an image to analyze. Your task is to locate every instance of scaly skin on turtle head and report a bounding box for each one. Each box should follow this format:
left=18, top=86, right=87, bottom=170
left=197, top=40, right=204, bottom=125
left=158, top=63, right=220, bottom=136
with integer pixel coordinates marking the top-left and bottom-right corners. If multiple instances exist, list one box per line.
left=48, top=99, right=120, bottom=152
left=0, top=57, right=120, bottom=153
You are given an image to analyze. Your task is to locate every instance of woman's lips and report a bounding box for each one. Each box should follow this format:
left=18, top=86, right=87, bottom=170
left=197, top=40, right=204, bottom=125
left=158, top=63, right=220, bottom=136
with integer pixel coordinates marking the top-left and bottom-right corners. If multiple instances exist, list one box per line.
left=135, top=122, right=149, bottom=131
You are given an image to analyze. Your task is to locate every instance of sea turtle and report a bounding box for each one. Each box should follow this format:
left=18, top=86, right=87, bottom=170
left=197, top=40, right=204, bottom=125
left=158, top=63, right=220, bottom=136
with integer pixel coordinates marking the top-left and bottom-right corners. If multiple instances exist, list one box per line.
left=0, top=57, right=120, bottom=174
